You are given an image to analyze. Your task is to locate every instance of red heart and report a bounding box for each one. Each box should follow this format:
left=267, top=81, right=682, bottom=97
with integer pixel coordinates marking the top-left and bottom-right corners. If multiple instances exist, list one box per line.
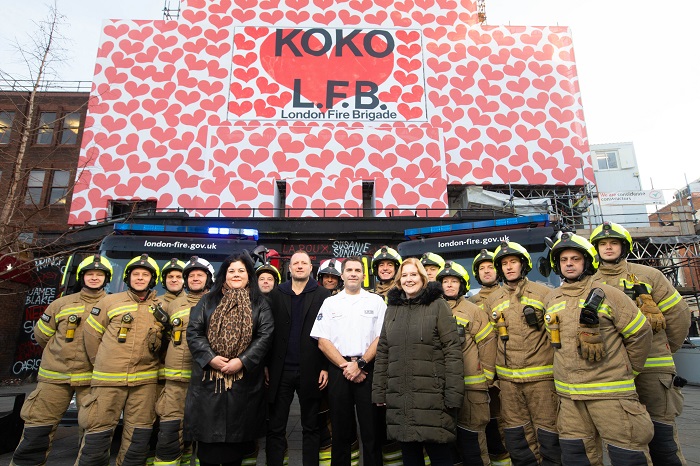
left=237, top=163, right=265, bottom=182
left=143, top=173, right=170, bottom=192
left=522, top=165, right=548, bottom=184
left=496, top=164, right=522, bottom=183
left=367, top=134, right=396, bottom=152
left=538, top=138, right=564, bottom=155
left=472, top=158, right=494, bottom=179
left=545, top=121, right=570, bottom=139
left=485, top=144, right=510, bottom=161
left=335, top=130, right=363, bottom=149
left=396, top=143, right=424, bottom=162
left=486, top=127, right=512, bottom=145
left=229, top=179, right=259, bottom=201
left=240, top=147, right=269, bottom=166
left=98, top=152, right=126, bottom=172
left=174, top=169, right=200, bottom=189
left=460, top=142, right=484, bottom=160
left=259, top=30, right=394, bottom=110
left=93, top=173, right=121, bottom=191
left=390, top=183, right=420, bottom=205
left=390, top=164, right=420, bottom=181
left=369, top=152, right=398, bottom=172
left=273, top=151, right=300, bottom=173
left=552, top=166, right=578, bottom=184
left=522, top=110, right=546, bottom=126
left=322, top=178, right=352, bottom=200
left=500, top=94, right=525, bottom=110
left=157, top=153, right=185, bottom=172
left=306, top=150, right=335, bottom=170
left=515, top=124, right=540, bottom=142
left=114, top=177, right=142, bottom=197
left=336, top=148, right=365, bottom=167
left=509, top=145, right=530, bottom=166
left=533, top=151, right=559, bottom=170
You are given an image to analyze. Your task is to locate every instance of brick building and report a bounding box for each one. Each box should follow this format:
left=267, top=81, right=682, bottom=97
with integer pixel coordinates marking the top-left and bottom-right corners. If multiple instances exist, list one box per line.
left=0, top=86, right=89, bottom=378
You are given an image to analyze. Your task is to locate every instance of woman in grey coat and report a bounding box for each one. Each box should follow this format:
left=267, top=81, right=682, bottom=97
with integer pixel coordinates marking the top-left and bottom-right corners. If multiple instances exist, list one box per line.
left=372, top=258, right=464, bottom=466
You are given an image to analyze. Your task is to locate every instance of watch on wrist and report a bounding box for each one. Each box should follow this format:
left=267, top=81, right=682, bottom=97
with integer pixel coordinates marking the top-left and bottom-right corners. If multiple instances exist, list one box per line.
left=357, top=358, right=367, bottom=370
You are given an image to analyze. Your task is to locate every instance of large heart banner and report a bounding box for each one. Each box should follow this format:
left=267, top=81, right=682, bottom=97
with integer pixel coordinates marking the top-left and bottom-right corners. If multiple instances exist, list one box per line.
left=68, top=0, right=593, bottom=224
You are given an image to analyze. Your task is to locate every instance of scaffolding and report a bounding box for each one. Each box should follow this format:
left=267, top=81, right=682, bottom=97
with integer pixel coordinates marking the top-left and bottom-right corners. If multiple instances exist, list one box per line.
left=163, top=0, right=181, bottom=20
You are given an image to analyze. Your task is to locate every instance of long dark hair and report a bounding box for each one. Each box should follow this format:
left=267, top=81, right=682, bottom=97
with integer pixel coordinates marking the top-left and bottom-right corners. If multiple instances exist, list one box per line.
left=202, top=251, right=263, bottom=309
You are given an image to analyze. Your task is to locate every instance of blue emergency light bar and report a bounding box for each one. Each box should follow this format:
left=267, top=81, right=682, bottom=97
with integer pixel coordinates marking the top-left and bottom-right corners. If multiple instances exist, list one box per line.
left=113, top=223, right=259, bottom=240
left=404, top=214, right=550, bottom=239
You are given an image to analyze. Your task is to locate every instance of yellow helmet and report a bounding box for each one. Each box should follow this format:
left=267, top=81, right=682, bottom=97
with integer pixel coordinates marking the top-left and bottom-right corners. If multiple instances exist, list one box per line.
left=436, top=260, right=470, bottom=293
left=124, top=254, right=160, bottom=290
left=160, top=258, right=186, bottom=289
left=256, top=262, right=281, bottom=283
left=371, top=246, right=402, bottom=276
left=421, top=252, right=445, bottom=270
left=550, top=233, right=599, bottom=278
left=589, top=221, right=633, bottom=260
left=76, top=254, right=113, bottom=286
left=493, top=241, right=532, bottom=280
left=472, top=249, right=495, bottom=285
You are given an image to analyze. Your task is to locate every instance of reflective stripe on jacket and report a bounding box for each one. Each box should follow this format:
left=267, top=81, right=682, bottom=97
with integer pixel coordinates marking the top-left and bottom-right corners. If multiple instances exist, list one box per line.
left=544, top=275, right=652, bottom=400
left=34, top=289, right=105, bottom=386
left=83, top=290, right=162, bottom=386
left=485, top=278, right=554, bottom=383
left=593, top=260, right=690, bottom=373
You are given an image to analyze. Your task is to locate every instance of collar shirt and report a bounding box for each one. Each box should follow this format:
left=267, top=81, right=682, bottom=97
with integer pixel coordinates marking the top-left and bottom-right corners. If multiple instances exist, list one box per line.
left=310, top=288, right=387, bottom=357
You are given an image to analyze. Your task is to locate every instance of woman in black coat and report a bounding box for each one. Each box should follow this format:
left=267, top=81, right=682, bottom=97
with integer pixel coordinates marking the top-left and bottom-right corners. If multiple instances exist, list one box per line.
left=184, top=252, right=274, bottom=466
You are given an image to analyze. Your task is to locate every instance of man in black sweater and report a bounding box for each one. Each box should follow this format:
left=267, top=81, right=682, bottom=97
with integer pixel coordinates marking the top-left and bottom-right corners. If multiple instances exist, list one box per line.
left=265, top=251, right=331, bottom=466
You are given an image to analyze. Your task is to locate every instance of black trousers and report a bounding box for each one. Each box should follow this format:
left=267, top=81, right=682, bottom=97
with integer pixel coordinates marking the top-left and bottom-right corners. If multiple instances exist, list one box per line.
left=400, top=441, right=453, bottom=466
left=327, top=363, right=382, bottom=466
left=266, top=370, right=322, bottom=466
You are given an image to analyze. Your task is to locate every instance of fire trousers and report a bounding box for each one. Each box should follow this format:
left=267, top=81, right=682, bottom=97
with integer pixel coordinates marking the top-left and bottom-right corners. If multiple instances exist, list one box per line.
left=12, top=382, right=90, bottom=466
left=456, top=389, right=490, bottom=466
left=154, top=380, right=191, bottom=466
left=557, top=396, right=653, bottom=466
left=75, top=384, right=158, bottom=466
left=498, top=379, right=561, bottom=466
left=635, top=372, right=687, bottom=466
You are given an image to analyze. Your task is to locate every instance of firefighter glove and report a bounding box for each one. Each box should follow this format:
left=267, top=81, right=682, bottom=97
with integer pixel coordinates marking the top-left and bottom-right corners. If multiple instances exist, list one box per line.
left=636, top=294, right=666, bottom=333
left=147, top=322, right=165, bottom=354
left=577, top=324, right=605, bottom=362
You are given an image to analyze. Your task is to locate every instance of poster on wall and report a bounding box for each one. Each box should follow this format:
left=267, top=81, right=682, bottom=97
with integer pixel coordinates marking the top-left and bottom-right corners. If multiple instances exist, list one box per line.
left=11, top=257, right=65, bottom=377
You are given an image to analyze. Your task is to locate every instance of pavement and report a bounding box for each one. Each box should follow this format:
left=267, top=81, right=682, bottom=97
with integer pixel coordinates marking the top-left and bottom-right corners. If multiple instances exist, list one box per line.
left=0, top=382, right=699, bottom=465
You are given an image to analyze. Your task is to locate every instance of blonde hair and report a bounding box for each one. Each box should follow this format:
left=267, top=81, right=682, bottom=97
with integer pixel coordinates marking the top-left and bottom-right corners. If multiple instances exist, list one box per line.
left=393, top=257, right=428, bottom=291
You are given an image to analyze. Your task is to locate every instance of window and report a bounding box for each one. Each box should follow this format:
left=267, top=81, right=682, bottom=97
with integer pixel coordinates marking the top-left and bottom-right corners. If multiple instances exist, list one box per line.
left=595, top=151, right=619, bottom=170
left=0, top=111, right=14, bottom=144
left=49, top=170, right=70, bottom=205
left=109, top=200, right=157, bottom=219
left=25, top=170, right=46, bottom=205
left=36, top=112, right=57, bottom=145
left=60, top=112, right=81, bottom=144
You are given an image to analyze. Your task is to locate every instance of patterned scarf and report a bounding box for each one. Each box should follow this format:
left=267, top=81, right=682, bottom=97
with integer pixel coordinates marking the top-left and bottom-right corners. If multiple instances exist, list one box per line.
left=206, top=285, right=253, bottom=392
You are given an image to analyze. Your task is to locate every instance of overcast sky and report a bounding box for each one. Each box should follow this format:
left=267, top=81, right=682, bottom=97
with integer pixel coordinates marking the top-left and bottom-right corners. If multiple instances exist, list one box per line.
left=2, top=0, right=698, bottom=196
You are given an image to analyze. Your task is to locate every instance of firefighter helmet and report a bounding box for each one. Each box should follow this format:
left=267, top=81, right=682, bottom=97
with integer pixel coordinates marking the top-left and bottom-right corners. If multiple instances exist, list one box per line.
left=436, top=260, right=470, bottom=294
left=317, top=259, right=342, bottom=280
left=589, top=221, right=633, bottom=261
left=256, top=262, right=281, bottom=284
left=493, top=241, right=532, bottom=280
left=550, top=233, right=599, bottom=278
left=183, top=256, right=215, bottom=291
left=124, top=254, right=160, bottom=290
left=472, top=249, right=496, bottom=285
left=76, top=254, right=113, bottom=287
left=421, top=252, right=445, bottom=270
left=371, top=246, right=402, bottom=276
left=160, top=258, right=186, bottom=289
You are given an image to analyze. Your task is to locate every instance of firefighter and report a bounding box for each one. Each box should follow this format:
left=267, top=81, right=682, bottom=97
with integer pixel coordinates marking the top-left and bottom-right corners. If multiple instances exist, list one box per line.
left=76, top=254, right=165, bottom=466
left=590, top=221, right=690, bottom=465
left=421, top=252, right=445, bottom=282
left=159, top=258, right=186, bottom=305
left=371, top=246, right=402, bottom=297
left=469, top=249, right=500, bottom=310
left=11, top=255, right=112, bottom=466
left=545, top=233, right=654, bottom=465
left=317, top=258, right=343, bottom=295
left=256, top=261, right=281, bottom=295
left=437, top=261, right=496, bottom=465
left=468, top=249, right=510, bottom=466
left=485, top=242, right=561, bottom=466
left=154, top=256, right=215, bottom=466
